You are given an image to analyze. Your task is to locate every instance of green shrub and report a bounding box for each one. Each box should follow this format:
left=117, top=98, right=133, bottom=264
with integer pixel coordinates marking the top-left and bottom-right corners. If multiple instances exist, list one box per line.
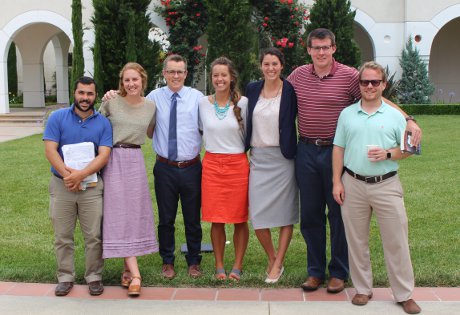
left=401, top=104, right=460, bottom=115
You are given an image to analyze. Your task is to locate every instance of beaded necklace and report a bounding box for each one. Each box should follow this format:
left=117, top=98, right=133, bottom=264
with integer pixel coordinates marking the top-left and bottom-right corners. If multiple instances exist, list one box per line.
left=213, top=94, right=231, bottom=120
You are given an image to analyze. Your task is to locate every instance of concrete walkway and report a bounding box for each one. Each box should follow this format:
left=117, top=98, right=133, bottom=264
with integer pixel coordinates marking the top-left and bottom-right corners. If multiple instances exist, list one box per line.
left=0, top=125, right=43, bottom=142
left=0, top=108, right=45, bottom=142
left=1, top=282, right=459, bottom=315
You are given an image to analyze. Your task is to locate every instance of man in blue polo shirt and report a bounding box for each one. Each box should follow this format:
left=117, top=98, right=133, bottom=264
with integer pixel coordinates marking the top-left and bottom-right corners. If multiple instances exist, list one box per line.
left=43, top=76, right=112, bottom=297
left=332, top=62, right=421, bottom=314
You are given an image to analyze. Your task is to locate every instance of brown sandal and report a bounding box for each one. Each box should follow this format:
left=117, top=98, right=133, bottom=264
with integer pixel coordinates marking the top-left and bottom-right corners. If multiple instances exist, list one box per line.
left=121, top=270, right=132, bottom=288
left=128, top=276, right=142, bottom=296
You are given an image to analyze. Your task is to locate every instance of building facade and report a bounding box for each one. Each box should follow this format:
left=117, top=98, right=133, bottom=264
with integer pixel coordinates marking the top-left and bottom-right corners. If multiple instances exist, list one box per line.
left=0, top=0, right=459, bottom=113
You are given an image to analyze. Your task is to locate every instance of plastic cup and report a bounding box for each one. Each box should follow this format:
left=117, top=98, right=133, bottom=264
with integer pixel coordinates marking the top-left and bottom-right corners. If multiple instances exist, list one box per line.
left=367, top=144, right=380, bottom=161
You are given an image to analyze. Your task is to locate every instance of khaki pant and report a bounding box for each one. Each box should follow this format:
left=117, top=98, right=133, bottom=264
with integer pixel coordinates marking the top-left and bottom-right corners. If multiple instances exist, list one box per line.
left=341, top=173, right=414, bottom=302
left=49, top=175, right=104, bottom=283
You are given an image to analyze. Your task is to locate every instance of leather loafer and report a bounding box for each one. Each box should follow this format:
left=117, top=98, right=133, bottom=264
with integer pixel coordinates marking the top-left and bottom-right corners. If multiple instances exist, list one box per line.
left=327, top=277, right=345, bottom=293
left=352, top=293, right=373, bottom=305
left=398, top=299, right=421, bottom=314
left=55, top=282, right=73, bottom=296
left=162, top=264, right=176, bottom=279
left=88, top=280, right=104, bottom=296
left=188, top=265, right=202, bottom=278
left=300, top=276, right=323, bottom=291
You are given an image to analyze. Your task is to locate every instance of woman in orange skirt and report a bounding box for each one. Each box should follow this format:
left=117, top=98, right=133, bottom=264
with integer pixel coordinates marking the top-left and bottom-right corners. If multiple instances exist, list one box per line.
left=199, top=57, right=249, bottom=281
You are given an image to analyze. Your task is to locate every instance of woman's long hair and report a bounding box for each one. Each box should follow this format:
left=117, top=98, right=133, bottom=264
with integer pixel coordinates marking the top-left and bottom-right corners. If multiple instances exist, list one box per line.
left=210, top=57, right=244, bottom=131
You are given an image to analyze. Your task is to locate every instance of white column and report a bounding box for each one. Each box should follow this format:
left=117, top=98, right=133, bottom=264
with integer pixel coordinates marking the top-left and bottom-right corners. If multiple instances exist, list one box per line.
left=0, top=60, right=9, bottom=114
left=22, top=63, right=45, bottom=108
left=52, top=35, right=70, bottom=105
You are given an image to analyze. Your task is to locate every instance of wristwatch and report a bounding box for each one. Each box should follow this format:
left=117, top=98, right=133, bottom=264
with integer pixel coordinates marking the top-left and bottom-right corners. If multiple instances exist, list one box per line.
left=405, top=115, right=417, bottom=123
left=386, top=150, right=392, bottom=160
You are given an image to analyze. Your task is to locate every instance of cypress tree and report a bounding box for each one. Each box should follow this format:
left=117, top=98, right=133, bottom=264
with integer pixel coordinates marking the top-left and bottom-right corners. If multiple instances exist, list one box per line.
left=306, top=0, right=360, bottom=68
left=205, top=0, right=257, bottom=92
left=92, top=24, right=104, bottom=97
left=71, top=0, right=85, bottom=85
left=398, top=37, right=435, bottom=104
left=130, top=0, right=163, bottom=90
left=125, top=9, right=137, bottom=62
left=92, top=0, right=162, bottom=93
left=7, top=42, right=18, bottom=96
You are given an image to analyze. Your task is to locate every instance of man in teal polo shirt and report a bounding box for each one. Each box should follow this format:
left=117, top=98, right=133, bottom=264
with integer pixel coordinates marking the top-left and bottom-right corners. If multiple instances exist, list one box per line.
left=332, top=61, right=421, bottom=314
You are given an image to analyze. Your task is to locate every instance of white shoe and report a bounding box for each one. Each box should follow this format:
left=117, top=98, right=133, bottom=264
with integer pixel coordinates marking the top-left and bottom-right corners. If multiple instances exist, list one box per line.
left=265, top=266, right=284, bottom=284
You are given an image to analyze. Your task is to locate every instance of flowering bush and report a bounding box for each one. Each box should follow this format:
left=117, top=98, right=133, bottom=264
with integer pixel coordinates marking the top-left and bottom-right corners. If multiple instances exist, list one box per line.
left=156, top=1, right=309, bottom=81
left=255, top=0, right=310, bottom=75
left=155, top=0, right=208, bottom=86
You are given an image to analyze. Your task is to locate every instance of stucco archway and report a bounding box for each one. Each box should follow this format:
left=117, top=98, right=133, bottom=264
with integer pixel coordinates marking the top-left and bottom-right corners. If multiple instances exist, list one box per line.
left=427, top=5, right=460, bottom=103
left=0, top=10, right=72, bottom=114
left=353, top=22, right=375, bottom=64
left=429, top=17, right=460, bottom=103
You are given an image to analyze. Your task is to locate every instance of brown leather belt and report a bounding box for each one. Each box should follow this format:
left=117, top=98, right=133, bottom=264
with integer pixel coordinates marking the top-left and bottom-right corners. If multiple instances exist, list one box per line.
left=156, top=155, right=200, bottom=168
left=113, top=143, right=141, bottom=149
left=344, top=167, right=397, bottom=184
left=299, top=136, right=333, bottom=146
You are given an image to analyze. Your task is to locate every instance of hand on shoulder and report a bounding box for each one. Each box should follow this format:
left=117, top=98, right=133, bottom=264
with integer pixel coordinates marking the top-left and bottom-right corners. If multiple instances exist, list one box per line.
left=102, top=90, right=119, bottom=102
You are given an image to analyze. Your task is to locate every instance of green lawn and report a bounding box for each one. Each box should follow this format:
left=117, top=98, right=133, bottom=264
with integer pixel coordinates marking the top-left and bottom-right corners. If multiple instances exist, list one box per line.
left=0, top=115, right=459, bottom=288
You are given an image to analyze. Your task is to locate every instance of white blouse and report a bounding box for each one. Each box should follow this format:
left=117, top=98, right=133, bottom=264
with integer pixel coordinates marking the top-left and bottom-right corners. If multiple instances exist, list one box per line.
left=250, top=94, right=280, bottom=147
left=199, top=96, right=248, bottom=154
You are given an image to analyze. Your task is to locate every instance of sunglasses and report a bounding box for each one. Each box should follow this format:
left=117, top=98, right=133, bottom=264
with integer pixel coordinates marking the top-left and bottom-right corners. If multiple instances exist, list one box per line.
left=359, top=80, right=383, bottom=87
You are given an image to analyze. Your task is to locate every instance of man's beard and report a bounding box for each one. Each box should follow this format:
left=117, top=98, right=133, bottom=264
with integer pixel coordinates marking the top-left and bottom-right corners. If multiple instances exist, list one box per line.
left=75, top=100, right=95, bottom=112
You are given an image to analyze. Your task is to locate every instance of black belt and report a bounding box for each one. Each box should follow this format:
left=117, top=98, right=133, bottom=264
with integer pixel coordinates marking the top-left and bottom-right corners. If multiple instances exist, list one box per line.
left=344, top=167, right=397, bottom=184
left=113, top=143, right=141, bottom=149
left=299, top=136, right=333, bottom=146
left=156, top=155, right=200, bottom=168
left=53, top=173, right=63, bottom=179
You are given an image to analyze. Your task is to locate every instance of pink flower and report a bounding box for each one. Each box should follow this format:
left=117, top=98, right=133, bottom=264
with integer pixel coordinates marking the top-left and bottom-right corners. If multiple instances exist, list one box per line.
left=262, top=23, right=268, bottom=27
left=279, top=38, right=288, bottom=47
left=276, top=40, right=281, bottom=46
left=288, top=0, right=293, bottom=4
left=264, top=17, right=269, bottom=21
left=288, top=42, right=294, bottom=48
left=196, top=13, right=201, bottom=17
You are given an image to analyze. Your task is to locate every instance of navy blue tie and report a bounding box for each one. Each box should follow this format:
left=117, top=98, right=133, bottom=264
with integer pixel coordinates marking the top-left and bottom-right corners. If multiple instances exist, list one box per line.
left=168, top=93, right=178, bottom=161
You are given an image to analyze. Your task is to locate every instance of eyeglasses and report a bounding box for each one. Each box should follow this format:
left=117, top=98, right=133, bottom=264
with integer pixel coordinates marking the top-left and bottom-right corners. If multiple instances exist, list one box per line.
left=165, top=70, right=186, bottom=76
left=310, top=45, right=333, bottom=52
left=359, top=80, right=383, bottom=87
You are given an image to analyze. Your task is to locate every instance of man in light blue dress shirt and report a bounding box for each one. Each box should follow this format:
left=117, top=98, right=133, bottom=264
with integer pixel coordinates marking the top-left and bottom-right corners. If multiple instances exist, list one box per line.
left=146, top=54, right=204, bottom=279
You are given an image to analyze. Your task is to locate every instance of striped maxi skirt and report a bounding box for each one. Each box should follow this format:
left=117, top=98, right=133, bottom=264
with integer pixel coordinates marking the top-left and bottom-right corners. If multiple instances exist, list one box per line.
left=102, top=147, right=159, bottom=258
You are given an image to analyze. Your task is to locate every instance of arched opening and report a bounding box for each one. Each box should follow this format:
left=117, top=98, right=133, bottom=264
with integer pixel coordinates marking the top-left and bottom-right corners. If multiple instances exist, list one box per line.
left=353, top=22, right=374, bottom=64
left=13, top=24, right=70, bottom=109
left=0, top=11, right=72, bottom=114
left=429, top=17, right=460, bottom=103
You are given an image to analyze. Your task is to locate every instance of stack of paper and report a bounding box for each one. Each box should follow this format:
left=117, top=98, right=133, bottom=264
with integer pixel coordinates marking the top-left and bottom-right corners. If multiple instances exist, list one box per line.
left=62, top=142, right=98, bottom=189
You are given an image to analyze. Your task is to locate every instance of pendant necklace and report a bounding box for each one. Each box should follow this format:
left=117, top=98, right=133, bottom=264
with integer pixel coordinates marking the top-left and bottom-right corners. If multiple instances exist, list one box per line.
left=213, top=94, right=231, bottom=120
